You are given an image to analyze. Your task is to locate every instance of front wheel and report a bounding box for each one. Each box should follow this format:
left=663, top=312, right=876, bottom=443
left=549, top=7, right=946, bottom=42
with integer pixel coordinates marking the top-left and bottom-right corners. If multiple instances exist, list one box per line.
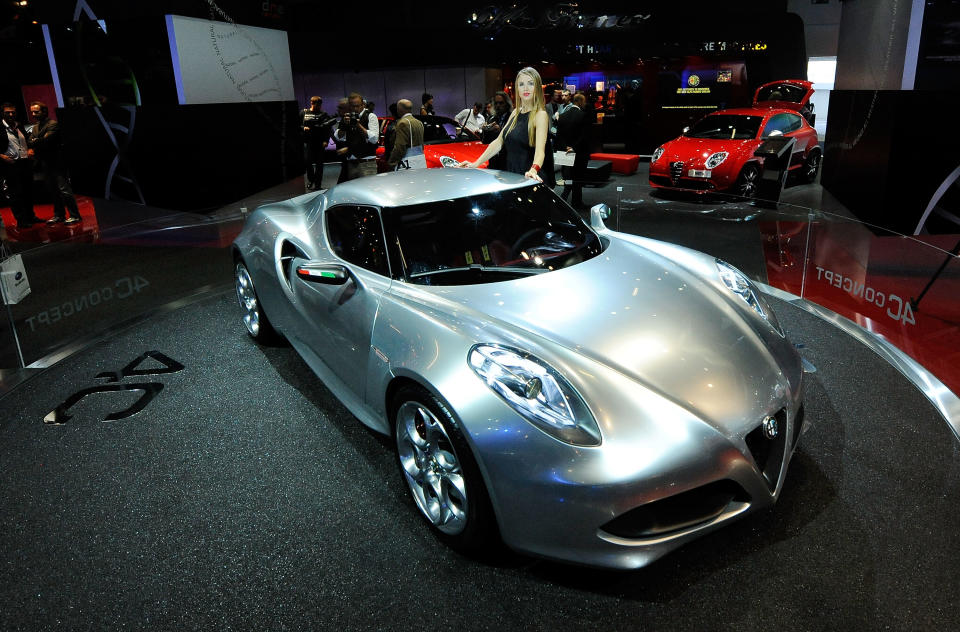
left=235, top=261, right=279, bottom=342
left=735, top=163, right=760, bottom=199
left=801, top=149, right=822, bottom=183
left=393, top=385, right=496, bottom=553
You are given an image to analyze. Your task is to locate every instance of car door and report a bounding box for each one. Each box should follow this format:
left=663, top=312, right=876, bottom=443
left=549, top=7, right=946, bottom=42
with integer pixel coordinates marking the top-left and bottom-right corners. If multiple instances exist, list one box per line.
left=290, top=204, right=392, bottom=400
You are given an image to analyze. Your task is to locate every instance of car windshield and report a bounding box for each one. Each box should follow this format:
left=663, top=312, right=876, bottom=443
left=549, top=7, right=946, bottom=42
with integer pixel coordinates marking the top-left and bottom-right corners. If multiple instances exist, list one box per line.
left=381, top=185, right=602, bottom=285
left=685, top=114, right=762, bottom=140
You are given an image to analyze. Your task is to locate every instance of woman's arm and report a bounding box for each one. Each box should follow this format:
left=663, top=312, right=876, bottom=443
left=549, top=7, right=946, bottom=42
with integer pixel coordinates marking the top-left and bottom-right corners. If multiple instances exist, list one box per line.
left=461, top=110, right=515, bottom=168
left=524, top=110, right=550, bottom=180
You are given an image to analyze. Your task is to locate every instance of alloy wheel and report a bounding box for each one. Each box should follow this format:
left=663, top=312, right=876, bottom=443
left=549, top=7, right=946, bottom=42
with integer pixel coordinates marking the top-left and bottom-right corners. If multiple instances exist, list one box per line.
left=235, top=264, right=261, bottom=337
left=737, top=164, right=759, bottom=198
left=396, top=400, right=468, bottom=535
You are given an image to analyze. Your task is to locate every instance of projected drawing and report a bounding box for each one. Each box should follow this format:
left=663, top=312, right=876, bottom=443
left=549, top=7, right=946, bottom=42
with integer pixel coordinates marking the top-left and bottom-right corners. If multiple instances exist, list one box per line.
left=166, top=15, right=295, bottom=105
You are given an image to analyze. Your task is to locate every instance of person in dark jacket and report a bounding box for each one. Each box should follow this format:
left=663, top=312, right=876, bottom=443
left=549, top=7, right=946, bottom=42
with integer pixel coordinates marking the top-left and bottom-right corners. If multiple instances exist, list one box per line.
left=557, top=93, right=592, bottom=209
left=300, top=96, right=334, bottom=191
left=27, top=101, right=81, bottom=225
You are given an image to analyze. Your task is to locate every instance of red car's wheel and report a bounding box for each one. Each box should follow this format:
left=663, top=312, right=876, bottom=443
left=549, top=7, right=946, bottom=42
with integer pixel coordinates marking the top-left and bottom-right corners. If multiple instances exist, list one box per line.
left=802, top=149, right=822, bottom=183
left=735, top=163, right=760, bottom=199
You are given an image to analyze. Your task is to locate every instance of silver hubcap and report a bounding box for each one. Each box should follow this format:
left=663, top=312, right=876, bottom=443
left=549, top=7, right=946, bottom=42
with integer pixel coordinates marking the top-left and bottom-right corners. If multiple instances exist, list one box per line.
left=396, top=401, right=468, bottom=535
left=807, top=153, right=820, bottom=179
left=235, top=264, right=261, bottom=336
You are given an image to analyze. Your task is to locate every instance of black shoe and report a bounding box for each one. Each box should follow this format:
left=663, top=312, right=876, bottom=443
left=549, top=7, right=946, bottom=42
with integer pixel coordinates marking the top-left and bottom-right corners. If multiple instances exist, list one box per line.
left=46, top=216, right=65, bottom=225
left=64, top=216, right=82, bottom=225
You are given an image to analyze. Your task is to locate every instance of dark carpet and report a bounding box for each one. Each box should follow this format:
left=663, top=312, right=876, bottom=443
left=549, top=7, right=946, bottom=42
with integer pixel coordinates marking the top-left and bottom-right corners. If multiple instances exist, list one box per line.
left=1, top=288, right=958, bottom=630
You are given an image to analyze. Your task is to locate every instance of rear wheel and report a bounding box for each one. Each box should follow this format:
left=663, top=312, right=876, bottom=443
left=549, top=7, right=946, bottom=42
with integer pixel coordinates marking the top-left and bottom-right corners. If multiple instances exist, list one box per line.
left=393, top=385, right=495, bottom=553
left=802, top=149, right=822, bottom=183
left=735, top=163, right=760, bottom=199
left=235, top=261, right=279, bottom=342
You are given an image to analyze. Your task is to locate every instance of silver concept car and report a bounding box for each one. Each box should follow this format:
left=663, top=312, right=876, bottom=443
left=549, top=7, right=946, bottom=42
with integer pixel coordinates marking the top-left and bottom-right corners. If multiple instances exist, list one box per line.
left=232, top=168, right=806, bottom=569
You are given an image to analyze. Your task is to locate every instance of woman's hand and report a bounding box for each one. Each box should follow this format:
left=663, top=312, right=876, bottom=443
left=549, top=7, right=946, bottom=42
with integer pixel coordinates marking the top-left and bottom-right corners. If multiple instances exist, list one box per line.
left=524, top=169, right=543, bottom=182
left=458, top=160, right=477, bottom=168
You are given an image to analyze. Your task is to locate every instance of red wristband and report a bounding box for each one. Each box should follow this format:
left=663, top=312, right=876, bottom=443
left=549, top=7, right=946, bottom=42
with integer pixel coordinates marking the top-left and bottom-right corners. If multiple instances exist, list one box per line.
left=531, top=164, right=541, bottom=172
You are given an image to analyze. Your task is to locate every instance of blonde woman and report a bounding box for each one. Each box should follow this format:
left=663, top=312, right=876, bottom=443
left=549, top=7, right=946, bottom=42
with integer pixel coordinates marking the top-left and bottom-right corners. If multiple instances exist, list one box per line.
left=460, top=67, right=551, bottom=182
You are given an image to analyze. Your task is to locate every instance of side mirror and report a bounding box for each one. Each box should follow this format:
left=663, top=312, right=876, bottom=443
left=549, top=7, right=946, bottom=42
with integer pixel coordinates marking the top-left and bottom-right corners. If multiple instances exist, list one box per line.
left=295, top=263, right=349, bottom=285
left=765, top=129, right=783, bottom=137
left=590, top=203, right=611, bottom=230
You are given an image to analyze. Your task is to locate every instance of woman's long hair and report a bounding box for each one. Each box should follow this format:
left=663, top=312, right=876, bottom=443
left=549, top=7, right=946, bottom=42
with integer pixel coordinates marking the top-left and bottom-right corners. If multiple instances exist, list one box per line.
left=503, top=67, right=545, bottom=147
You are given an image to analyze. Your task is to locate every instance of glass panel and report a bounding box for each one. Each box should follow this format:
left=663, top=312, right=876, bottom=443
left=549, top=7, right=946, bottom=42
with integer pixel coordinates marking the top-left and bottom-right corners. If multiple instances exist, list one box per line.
left=1, top=206, right=244, bottom=369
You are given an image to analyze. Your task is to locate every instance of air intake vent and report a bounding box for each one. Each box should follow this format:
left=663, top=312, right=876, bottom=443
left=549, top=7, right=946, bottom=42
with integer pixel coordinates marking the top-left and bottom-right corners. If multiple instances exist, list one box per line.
left=279, top=240, right=308, bottom=289
left=600, top=480, right=749, bottom=539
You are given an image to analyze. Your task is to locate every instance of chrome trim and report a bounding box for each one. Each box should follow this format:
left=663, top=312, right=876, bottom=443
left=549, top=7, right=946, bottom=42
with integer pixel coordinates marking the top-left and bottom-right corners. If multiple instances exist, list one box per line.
left=757, top=282, right=960, bottom=441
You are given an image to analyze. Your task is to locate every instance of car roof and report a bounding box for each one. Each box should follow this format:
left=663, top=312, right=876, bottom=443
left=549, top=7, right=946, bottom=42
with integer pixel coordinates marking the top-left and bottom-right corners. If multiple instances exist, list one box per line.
left=323, top=168, right=535, bottom=208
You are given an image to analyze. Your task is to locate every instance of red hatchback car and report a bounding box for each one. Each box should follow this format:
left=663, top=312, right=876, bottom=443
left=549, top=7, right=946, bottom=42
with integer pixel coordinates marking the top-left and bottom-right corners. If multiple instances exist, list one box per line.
left=649, top=79, right=821, bottom=197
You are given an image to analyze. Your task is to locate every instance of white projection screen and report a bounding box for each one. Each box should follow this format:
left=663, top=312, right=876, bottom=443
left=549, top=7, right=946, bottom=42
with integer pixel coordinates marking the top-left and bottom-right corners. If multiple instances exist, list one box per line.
left=165, top=14, right=295, bottom=105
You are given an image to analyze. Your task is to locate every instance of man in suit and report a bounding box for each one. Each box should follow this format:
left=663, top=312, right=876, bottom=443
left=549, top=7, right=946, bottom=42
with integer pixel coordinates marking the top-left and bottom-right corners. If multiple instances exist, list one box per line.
left=1, top=102, right=42, bottom=229
left=387, top=99, right=425, bottom=170
left=557, top=93, right=591, bottom=209
left=27, top=101, right=82, bottom=225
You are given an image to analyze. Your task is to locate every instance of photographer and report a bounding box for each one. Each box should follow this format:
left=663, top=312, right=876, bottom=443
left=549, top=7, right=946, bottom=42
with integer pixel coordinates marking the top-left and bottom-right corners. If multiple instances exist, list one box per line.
left=334, top=92, right=379, bottom=182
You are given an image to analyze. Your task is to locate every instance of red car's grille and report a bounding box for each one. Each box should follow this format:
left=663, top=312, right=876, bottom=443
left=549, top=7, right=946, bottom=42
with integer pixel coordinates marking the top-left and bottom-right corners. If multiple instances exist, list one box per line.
left=670, top=161, right=684, bottom=184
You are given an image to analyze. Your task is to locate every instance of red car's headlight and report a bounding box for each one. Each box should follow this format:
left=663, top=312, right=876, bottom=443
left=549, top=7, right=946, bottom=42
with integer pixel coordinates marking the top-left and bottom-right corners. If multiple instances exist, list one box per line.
left=705, top=152, right=729, bottom=169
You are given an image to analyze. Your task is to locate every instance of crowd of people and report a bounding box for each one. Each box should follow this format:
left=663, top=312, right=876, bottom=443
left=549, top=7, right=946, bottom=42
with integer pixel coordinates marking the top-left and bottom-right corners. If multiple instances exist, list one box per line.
left=3, top=69, right=598, bottom=232
left=300, top=67, right=598, bottom=207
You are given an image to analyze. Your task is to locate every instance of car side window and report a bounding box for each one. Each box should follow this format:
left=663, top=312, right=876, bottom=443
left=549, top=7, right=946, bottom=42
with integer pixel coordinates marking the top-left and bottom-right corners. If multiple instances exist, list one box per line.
left=325, top=205, right=389, bottom=276
left=762, top=113, right=798, bottom=137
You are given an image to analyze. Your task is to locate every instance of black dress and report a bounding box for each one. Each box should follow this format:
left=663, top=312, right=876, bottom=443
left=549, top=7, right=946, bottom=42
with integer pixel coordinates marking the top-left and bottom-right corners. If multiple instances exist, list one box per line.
left=503, top=111, right=556, bottom=186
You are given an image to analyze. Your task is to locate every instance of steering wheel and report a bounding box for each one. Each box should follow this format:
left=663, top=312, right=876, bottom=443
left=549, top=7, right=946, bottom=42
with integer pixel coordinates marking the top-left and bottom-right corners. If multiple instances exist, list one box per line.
left=510, top=228, right=548, bottom=259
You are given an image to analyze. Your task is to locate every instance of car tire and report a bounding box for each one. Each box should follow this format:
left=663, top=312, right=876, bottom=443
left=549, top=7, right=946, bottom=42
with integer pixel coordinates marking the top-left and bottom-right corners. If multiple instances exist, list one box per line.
left=235, top=261, right=280, bottom=342
left=393, top=384, right=496, bottom=554
left=735, top=163, right=761, bottom=199
left=801, top=148, right=822, bottom=183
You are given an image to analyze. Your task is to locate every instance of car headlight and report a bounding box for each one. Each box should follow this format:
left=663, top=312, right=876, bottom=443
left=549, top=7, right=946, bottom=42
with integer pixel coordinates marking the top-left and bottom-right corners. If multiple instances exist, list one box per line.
left=716, top=260, right=783, bottom=335
left=651, top=147, right=664, bottom=163
left=705, top=152, right=728, bottom=169
left=468, top=344, right=601, bottom=446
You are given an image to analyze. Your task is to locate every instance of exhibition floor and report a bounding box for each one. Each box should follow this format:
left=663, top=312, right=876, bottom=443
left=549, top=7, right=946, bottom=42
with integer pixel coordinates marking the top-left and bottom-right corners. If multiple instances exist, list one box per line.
left=1, top=165, right=959, bottom=629
left=1, top=290, right=958, bottom=630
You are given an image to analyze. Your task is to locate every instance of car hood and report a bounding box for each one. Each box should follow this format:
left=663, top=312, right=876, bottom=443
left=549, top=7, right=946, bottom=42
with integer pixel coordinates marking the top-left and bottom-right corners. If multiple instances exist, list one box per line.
left=409, top=237, right=797, bottom=431
left=661, top=136, right=756, bottom=161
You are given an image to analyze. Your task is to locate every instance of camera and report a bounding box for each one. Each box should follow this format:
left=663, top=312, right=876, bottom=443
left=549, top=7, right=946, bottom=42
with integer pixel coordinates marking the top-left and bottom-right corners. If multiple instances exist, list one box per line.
left=341, top=112, right=359, bottom=129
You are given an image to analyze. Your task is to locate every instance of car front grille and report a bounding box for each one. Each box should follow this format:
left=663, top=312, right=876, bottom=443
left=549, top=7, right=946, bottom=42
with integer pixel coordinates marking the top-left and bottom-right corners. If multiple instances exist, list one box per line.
left=791, top=404, right=805, bottom=449
left=599, top=479, right=749, bottom=539
left=745, top=409, right=789, bottom=492
left=670, top=161, right=684, bottom=184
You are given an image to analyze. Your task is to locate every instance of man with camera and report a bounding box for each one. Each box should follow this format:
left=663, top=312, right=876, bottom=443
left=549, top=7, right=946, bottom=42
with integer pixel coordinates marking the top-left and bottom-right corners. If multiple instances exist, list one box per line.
left=334, top=92, right=379, bottom=182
